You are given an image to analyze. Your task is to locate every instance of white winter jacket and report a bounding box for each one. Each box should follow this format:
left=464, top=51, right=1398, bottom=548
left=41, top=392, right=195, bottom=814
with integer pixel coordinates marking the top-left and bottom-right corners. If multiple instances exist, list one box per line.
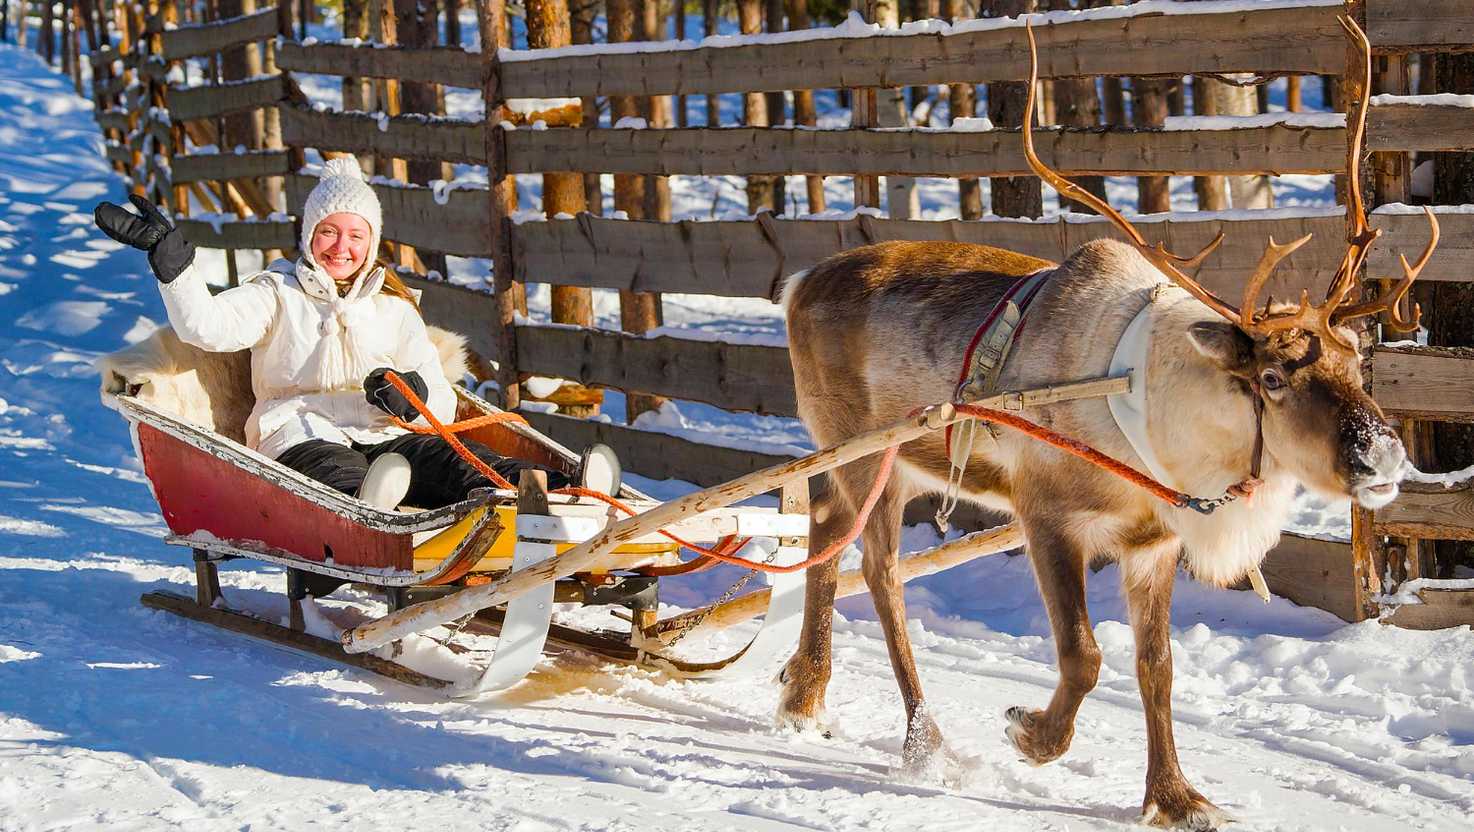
left=159, top=256, right=457, bottom=460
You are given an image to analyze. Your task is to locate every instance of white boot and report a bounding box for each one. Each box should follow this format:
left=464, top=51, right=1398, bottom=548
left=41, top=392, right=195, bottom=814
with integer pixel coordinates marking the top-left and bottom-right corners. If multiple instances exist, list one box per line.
left=578, top=443, right=622, bottom=496
left=358, top=453, right=411, bottom=510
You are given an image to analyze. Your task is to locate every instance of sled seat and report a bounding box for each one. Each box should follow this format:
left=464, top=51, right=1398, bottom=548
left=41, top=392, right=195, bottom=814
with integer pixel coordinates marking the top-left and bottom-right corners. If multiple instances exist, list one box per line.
left=99, top=326, right=681, bottom=577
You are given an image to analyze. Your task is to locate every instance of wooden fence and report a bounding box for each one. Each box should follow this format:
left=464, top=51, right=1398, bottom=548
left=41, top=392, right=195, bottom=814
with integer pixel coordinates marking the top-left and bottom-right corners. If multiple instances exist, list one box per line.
left=84, top=0, right=1474, bottom=627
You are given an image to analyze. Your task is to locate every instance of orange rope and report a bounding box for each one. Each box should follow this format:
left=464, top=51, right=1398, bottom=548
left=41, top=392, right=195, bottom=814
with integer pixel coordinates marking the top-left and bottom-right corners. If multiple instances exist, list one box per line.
left=952, top=404, right=1258, bottom=510
left=380, top=372, right=1249, bottom=578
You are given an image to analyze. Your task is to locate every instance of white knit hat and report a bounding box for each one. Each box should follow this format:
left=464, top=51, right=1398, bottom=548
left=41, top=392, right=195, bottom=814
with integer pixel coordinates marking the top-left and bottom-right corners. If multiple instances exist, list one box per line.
left=300, top=155, right=382, bottom=277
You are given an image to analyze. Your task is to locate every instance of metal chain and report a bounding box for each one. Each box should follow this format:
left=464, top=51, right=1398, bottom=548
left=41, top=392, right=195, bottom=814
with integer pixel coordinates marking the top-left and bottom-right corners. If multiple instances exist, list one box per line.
left=665, top=543, right=780, bottom=647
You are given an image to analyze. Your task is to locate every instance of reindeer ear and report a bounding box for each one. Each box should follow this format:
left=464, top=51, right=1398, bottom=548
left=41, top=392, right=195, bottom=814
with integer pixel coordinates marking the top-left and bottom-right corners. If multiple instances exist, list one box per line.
left=1187, top=321, right=1254, bottom=372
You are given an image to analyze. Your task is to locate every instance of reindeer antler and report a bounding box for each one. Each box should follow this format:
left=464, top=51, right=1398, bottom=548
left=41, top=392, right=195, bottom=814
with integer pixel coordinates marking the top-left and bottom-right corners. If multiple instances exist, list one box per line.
left=1020, top=16, right=1438, bottom=351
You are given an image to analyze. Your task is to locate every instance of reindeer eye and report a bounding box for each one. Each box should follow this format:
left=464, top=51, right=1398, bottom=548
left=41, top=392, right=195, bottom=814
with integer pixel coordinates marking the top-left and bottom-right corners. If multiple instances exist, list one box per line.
left=1260, top=368, right=1287, bottom=391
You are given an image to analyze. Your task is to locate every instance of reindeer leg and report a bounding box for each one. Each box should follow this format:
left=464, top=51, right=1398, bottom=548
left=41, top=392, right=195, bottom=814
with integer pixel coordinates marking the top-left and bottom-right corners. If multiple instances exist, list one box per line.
left=776, top=490, right=847, bottom=734
left=1127, top=554, right=1231, bottom=831
left=1006, top=520, right=1099, bottom=766
left=852, top=476, right=950, bottom=776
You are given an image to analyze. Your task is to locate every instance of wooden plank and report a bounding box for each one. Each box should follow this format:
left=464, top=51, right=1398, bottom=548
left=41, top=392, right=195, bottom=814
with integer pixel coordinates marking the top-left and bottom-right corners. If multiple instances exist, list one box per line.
left=105, top=143, right=131, bottom=164
left=504, top=124, right=1346, bottom=177
left=95, top=75, right=129, bottom=100
left=172, top=150, right=292, bottom=184
left=1375, top=481, right=1474, bottom=541
left=280, top=104, right=486, bottom=165
left=499, top=4, right=1344, bottom=99
left=513, top=210, right=1350, bottom=301
left=520, top=410, right=791, bottom=487
left=1258, top=532, right=1361, bottom=623
left=97, top=109, right=130, bottom=132
left=275, top=41, right=483, bottom=90
left=140, top=590, right=454, bottom=688
left=90, top=46, right=119, bottom=70
left=519, top=410, right=996, bottom=530
left=176, top=218, right=297, bottom=250
left=287, top=175, right=491, bottom=258
left=1369, top=210, right=1473, bottom=283
left=161, top=8, right=279, bottom=61
left=138, top=57, right=170, bottom=84
left=1367, top=0, right=1474, bottom=52
left=1372, top=345, right=1474, bottom=422
left=515, top=324, right=797, bottom=416
left=1382, top=587, right=1474, bottom=630
left=168, top=75, right=285, bottom=122
left=401, top=276, right=500, bottom=363
left=1368, top=102, right=1474, bottom=151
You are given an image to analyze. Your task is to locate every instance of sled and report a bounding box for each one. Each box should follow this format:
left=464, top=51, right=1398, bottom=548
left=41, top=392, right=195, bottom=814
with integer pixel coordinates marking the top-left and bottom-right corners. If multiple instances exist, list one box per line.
left=100, top=327, right=829, bottom=693
left=100, top=327, right=1071, bottom=694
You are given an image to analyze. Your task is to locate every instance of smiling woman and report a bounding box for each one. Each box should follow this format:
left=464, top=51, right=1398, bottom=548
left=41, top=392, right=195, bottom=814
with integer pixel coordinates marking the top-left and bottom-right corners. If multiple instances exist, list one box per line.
left=90, top=155, right=620, bottom=512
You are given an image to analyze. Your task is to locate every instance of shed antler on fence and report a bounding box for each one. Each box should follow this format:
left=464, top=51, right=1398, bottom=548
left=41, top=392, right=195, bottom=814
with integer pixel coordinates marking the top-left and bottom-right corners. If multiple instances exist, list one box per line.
left=1020, top=16, right=1438, bottom=352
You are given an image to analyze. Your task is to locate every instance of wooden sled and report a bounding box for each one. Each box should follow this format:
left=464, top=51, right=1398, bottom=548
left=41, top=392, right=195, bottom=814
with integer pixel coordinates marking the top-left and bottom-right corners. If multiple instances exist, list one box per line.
left=101, top=328, right=1055, bottom=695
left=101, top=327, right=822, bottom=693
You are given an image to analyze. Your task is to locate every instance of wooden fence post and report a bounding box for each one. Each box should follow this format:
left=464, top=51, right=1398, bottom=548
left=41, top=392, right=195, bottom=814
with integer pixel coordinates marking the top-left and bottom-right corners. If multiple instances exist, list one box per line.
left=479, top=0, right=521, bottom=411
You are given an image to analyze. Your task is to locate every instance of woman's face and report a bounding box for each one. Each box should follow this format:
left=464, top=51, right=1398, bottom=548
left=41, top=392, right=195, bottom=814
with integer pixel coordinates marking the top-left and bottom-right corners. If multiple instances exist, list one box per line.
left=311, top=212, right=372, bottom=282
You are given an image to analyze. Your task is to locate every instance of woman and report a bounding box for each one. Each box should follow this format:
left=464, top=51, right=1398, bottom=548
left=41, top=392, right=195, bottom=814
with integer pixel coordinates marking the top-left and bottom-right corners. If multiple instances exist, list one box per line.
left=94, top=155, right=619, bottom=510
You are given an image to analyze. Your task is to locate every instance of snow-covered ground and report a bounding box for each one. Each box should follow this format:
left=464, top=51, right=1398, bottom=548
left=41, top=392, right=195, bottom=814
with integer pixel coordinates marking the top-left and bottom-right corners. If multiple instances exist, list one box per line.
left=2, top=31, right=1473, bottom=832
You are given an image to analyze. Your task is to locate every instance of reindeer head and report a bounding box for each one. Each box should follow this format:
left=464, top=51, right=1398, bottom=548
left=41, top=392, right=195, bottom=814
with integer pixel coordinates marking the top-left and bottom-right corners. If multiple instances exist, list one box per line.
left=1023, top=17, right=1436, bottom=509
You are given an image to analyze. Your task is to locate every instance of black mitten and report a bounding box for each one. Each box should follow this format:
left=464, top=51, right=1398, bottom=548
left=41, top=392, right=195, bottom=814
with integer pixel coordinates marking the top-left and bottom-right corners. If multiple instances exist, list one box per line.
left=93, top=194, right=195, bottom=283
left=364, top=368, right=429, bottom=422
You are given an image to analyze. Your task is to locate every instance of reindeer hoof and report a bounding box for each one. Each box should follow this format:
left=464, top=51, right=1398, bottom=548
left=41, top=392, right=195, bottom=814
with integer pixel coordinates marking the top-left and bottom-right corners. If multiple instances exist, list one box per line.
left=1004, top=706, right=1071, bottom=767
left=1140, top=792, right=1233, bottom=831
left=898, top=718, right=962, bottom=788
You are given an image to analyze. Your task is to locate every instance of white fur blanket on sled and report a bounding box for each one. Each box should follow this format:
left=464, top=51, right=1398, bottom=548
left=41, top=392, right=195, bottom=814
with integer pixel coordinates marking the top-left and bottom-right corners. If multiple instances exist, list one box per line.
left=98, top=325, right=471, bottom=446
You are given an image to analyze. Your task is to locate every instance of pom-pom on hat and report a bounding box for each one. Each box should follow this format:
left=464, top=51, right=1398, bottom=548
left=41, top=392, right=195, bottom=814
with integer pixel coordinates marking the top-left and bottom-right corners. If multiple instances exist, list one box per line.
left=300, top=155, right=382, bottom=277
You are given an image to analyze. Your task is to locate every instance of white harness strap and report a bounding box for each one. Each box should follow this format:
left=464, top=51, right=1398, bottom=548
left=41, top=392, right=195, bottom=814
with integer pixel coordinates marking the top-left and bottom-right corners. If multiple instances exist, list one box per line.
left=1107, top=285, right=1271, bottom=604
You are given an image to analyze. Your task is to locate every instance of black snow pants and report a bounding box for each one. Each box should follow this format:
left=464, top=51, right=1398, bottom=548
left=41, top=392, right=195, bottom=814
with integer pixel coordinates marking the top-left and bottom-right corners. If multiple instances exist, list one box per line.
left=276, top=434, right=569, bottom=509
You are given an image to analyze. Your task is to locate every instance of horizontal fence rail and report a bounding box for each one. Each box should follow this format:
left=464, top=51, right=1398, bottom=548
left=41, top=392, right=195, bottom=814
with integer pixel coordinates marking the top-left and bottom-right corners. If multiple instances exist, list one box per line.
left=1367, top=0, right=1474, bottom=52
left=168, top=75, right=286, bottom=121
left=504, top=123, right=1347, bottom=177
left=276, top=41, right=484, bottom=89
left=497, top=3, right=1345, bottom=98
left=279, top=105, right=486, bottom=165
left=160, top=8, right=279, bottom=61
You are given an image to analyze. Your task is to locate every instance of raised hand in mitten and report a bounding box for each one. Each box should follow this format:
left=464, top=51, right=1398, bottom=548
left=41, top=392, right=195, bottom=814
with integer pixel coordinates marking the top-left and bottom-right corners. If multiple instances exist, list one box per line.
left=364, top=368, right=429, bottom=422
left=93, top=194, right=195, bottom=283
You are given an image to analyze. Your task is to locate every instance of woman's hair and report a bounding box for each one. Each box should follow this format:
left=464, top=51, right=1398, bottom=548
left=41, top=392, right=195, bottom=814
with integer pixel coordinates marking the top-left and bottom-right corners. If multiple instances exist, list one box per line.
left=372, top=252, right=421, bottom=311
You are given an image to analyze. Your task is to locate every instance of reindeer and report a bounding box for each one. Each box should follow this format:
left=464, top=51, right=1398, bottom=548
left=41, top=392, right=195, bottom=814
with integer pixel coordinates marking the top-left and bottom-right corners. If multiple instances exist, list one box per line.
left=776, top=17, right=1436, bottom=829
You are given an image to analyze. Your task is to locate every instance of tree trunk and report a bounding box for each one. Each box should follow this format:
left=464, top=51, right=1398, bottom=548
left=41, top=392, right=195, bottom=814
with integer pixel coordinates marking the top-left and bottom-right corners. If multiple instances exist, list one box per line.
left=342, top=0, right=374, bottom=161
left=640, top=0, right=674, bottom=220
left=674, top=0, right=686, bottom=126
left=737, top=0, right=774, bottom=213
left=445, top=0, right=460, bottom=45
left=1191, top=76, right=1228, bottom=210
left=871, top=0, right=916, bottom=218
left=40, top=0, right=55, bottom=63
left=1218, top=81, right=1274, bottom=209
left=217, top=0, right=263, bottom=150
left=1431, top=52, right=1474, bottom=576
left=1046, top=0, right=1105, bottom=213
left=984, top=0, right=1041, bottom=218
left=703, top=0, right=718, bottom=126
left=528, top=0, right=592, bottom=328
left=571, top=0, right=601, bottom=213
left=944, top=0, right=980, bottom=219
left=764, top=0, right=787, bottom=211
left=1132, top=77, right=1172, bottom=213
left=788, top=0, right=825, bottom=212
left=608, top=0, right=664, bottom=421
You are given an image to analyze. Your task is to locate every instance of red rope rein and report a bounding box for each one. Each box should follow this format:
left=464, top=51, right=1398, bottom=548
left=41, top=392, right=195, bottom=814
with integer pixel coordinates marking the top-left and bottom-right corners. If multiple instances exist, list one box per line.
left=381, top=372, right=1250, bottom=578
